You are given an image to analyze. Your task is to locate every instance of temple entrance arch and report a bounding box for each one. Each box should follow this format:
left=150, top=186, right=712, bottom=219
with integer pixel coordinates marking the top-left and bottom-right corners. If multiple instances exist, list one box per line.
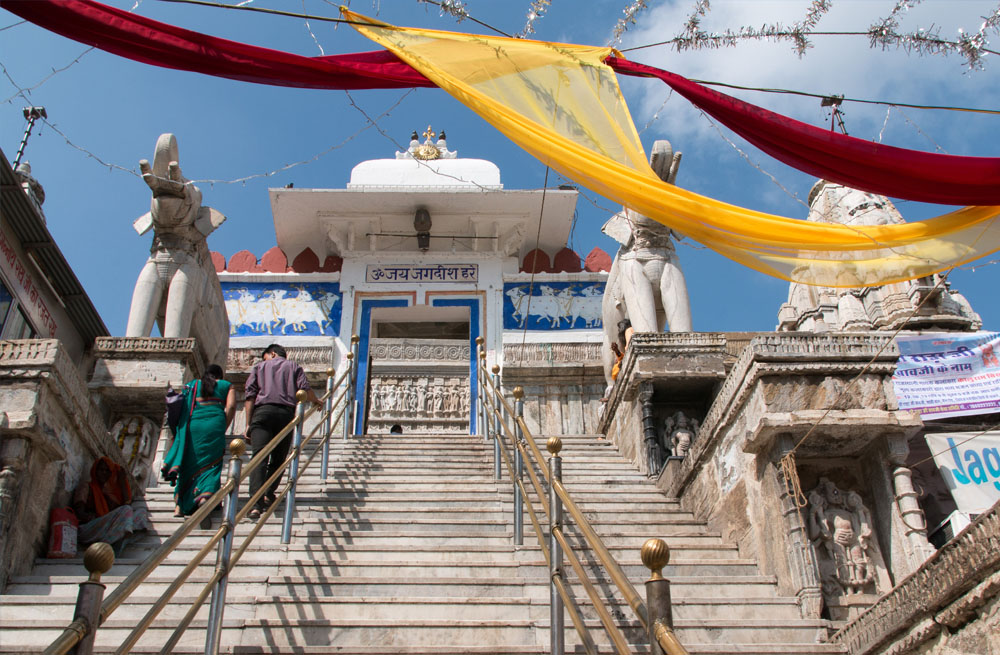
left=354, top=298, right=482, bottom=435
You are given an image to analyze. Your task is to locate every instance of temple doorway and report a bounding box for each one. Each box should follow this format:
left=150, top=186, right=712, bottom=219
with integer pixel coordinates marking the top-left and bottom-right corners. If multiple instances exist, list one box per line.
left=363, top=305, right=473, bottom=435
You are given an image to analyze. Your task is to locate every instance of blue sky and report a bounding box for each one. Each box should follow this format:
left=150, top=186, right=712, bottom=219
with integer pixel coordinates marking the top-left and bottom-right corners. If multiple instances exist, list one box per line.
left=1, top=0, right=997, bottom=335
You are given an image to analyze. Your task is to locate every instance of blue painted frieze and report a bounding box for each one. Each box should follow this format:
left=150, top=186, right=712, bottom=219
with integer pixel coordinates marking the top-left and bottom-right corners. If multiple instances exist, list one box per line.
left=503, top=282, right=604, bottom=330
left=222, top=282, right=342, bottom=336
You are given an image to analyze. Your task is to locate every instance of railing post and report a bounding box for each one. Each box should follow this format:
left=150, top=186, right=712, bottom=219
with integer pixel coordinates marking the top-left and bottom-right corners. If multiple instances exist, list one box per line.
left=67, top=542, right=114, bottom=655
left=321, top=367, right=334, bottom=479
left=281, top=391, right=307, bottom=545
left=547, top=436, right=565, bottom=655
left=491, top=364, right=502, bottom=480
left=205, top=439, right=245, bottom=655
left=475, top=337, right=486, bottom=440
left=342, top=351, right=355, bottom=440
left=512, top=386, right=525, bottom=546
left=347, top=334, right=360, bottom=438
left=642, top=538, right=673, bottom=655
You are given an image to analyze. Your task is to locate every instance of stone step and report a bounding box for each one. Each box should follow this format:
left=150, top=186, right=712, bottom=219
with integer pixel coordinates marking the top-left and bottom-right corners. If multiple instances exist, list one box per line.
left=549, top=617, right=832, bottom=646
left=3, top=431, right=830, bottom=655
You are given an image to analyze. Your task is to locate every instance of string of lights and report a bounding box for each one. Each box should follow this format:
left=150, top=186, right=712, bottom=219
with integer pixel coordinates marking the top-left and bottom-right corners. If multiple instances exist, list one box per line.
left=698, top=111, right=810, bottom=210
left=610, top=1, right=649, bottom=47
left=1, top=49, right=95, bottom=106
left=517, top=0, right=551, bottom=39
left=894, top=106, right=948, bottom=153
left=301, top=0, right=327, bottom=55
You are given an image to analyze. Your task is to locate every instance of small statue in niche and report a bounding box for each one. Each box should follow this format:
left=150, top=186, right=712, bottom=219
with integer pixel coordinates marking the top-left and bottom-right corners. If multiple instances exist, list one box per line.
left=111, top=416, right=157, bottom=490
left=807, top=478, right=882, bottom=596
left=663, top=411, right=698, bottom=458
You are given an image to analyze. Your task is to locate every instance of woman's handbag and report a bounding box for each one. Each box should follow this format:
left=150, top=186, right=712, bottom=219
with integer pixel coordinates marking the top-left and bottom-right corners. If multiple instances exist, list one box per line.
left=165, top=381, right=199, bottom=434
left=165, top=386, right=184, bottom=434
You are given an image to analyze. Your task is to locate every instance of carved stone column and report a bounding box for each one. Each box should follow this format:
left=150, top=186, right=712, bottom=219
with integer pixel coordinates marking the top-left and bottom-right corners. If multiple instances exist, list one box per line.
left=886, top=436, right=935, bottom=566
left=0, top=436, right=29, bottom=590
left=772, top=436, right=823, bottom=619
left=639, top=382, right=662, bottom=476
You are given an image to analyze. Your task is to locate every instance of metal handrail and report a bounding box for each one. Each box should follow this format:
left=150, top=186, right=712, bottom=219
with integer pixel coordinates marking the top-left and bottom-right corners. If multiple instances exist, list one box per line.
left=476, top=359, right=598, bottom=655
left=45, top=356, right=355, bottom=655
left=476, top=343, right=688, bottom=655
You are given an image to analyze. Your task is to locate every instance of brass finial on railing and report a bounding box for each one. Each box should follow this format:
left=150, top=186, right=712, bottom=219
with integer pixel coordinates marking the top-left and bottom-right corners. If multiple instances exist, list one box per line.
left=84, top=542, right=115, bottom=583
left=512, top=386, right=524, bottom=399
left=229, top=438, right=247, bottom=459
left=346, top=352, right=354, bottom=361
left=475, top=336, right=485, bottom=346
left=492, top=364, right=500, bottom=374
left=547, top=436, right=563, bottom=456
left=295, top=389, right=308, bottom=403
left=642, top=538, right=670, bottom=580
left=351, top=334, right=360, bottom=344
left=327, top=367, right=336, bottom=377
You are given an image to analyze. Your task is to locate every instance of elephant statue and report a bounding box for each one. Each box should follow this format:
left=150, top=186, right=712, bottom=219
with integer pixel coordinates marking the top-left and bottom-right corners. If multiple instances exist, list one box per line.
left=125, top=133, right=228, bottom=369
left=601, top=140, right=692, bottom=387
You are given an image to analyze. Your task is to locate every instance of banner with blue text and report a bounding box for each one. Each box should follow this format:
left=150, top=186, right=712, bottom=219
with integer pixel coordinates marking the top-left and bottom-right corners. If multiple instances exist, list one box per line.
left=925, top=431, right=1000, bottom=514
left=893, top=332, right=1000, bottom=419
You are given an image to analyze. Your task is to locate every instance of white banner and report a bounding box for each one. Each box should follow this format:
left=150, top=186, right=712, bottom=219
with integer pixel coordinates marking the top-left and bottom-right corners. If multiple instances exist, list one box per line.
left=925, top=431, right=1000, bottom=514
left=893, top=332, right=1000, bottom=419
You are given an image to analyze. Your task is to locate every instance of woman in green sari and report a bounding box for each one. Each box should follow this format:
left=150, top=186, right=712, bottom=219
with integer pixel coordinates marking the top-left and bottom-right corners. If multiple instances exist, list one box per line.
left=162, top=364, right=237, bottom=518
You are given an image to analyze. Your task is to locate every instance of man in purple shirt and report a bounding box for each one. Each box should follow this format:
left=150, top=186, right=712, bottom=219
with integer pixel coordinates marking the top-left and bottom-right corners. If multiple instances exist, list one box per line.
left=243, top=343, right=320, bottom=520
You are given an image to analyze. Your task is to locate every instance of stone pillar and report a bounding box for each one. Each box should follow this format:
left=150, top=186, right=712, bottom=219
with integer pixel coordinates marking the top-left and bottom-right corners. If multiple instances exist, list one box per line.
left=639, top=382, right=662, bottom=477
left=772, top=436, right=823, bottom=619
left=886, top=436, right=935, bottom=567
left=0, top=436, right=28, bottom=589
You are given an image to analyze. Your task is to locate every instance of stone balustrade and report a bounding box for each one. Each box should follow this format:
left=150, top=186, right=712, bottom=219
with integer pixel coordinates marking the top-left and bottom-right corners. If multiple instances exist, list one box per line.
left=831, top=501, right=1000, bottom=655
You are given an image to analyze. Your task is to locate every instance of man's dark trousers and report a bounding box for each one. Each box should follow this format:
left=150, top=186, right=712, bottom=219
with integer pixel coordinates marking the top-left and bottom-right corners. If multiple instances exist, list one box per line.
left=248, top=403, right=296, bottom=512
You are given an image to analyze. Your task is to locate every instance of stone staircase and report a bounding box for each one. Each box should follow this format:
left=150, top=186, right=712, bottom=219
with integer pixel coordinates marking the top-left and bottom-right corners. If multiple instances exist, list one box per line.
left=0, top=432, right=845, bottom=654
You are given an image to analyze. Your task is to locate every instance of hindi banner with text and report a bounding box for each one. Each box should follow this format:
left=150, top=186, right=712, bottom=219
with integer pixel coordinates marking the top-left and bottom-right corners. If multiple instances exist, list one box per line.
left=893, top=332, right=1000, bottom=419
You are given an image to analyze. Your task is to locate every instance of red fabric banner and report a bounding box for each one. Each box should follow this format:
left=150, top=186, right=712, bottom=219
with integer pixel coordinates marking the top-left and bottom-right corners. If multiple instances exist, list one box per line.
left=5, top=0, right=998, bottom=206
left=606, top=57, right=1000, bottom=206
left=0, top=0, right=434, bottom=90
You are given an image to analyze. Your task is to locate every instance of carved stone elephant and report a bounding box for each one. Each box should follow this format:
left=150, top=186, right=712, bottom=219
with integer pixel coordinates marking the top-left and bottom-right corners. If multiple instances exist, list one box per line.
left=601, top=140, right=692, bottom=386
left=124, top=134, right=229, bottom=369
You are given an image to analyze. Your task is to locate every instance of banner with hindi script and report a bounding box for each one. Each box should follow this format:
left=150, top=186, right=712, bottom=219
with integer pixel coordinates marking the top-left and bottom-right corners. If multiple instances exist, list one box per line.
left=893, top=332, right=1000, bottom=419
left=925, top=431, right=1000, bottom=514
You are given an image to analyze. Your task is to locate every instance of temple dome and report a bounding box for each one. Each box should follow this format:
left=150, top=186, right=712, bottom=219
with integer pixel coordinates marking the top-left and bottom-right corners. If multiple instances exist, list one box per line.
left=347, top=127, right=501, bottom=189
left=348, top=157, right=501, bottom=188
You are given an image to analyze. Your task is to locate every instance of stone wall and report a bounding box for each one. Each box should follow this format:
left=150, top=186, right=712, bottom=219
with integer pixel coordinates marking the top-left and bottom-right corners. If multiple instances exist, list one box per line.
left=501, top=342, right=605, bottom=435
left=0, top=339, right=125, bottom=589
left=600, top=332, right=938, bottom=623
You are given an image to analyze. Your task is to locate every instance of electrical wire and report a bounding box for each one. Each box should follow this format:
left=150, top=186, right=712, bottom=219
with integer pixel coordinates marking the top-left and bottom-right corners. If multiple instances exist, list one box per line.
left=153, top=0, right=513, bottom=37
left=682, top=78, right=1000, bottom=116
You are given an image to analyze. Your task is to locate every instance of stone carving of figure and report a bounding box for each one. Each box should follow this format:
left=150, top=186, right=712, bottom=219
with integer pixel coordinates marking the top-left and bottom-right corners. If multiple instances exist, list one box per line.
left=415, top=385, right=427, bottom=416
left=601, top=140, right=692, bottom=386
left=407, top=385, right=419, bottom=413
left=445, top=384, right=459, bottom=415
left=663, top=411, right=698, bottom=458
left=433, top=386, right=444, bottom=415
left=111, top=416, right=158, bottom=490
left=125, top=134, right=228, bottom=367
left=807, top=478, right=883, bottom=597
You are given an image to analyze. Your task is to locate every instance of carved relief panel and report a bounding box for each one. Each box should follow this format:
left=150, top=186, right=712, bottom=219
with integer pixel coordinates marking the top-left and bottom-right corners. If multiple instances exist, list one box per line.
left=368, top=338, right=470, bottom=434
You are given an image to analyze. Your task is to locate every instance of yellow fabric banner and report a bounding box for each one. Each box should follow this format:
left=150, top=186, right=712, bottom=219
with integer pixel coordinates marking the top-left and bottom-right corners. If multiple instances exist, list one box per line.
left=345, top=10, right=1000, bottom=287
